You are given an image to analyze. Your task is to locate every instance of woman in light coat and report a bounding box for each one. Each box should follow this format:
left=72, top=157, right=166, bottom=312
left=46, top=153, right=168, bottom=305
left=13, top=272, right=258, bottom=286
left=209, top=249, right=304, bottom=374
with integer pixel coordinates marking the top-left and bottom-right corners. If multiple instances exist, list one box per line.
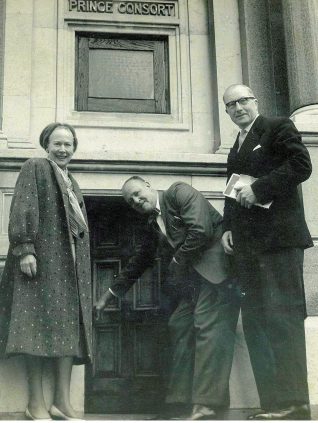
left=0, top=123, right=92, bottom=419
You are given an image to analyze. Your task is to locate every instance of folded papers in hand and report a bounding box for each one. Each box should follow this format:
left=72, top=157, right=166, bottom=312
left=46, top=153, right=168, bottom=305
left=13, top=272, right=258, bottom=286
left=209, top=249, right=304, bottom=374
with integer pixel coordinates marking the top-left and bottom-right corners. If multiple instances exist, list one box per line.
left=223, top=173, right=272, bottom=209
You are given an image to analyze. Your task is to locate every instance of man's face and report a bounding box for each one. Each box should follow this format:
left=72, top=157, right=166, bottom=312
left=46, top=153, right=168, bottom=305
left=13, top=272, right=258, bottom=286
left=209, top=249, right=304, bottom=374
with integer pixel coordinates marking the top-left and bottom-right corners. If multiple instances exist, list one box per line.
left=224, top=86, right=258, bottom=129
left=122, top=180, right=157, bottom=215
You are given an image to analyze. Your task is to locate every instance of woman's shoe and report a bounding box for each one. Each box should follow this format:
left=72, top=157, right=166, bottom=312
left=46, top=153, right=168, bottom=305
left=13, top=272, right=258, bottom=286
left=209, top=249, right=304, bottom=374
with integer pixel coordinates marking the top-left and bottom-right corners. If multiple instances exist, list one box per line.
left=49, top=405, right=83, bottom=421
left=25, top=407, right=52, bottom=421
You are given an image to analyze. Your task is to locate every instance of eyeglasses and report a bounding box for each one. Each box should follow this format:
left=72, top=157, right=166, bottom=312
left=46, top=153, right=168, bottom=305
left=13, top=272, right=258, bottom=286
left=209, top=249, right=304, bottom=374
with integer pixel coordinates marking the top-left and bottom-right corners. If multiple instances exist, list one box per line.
left=226, top=97, right=256, bottom=109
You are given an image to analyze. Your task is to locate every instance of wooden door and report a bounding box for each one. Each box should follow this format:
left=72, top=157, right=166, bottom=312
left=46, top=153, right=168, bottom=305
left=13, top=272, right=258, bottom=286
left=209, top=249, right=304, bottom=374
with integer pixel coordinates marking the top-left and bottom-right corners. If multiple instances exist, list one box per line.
left=85, top=196, right=170, bottom=413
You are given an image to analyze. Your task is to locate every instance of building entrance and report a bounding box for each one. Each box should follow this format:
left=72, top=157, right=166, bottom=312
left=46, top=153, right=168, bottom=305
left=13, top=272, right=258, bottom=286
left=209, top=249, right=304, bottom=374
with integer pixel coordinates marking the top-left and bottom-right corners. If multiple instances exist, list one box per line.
left=85, top=196, right=170, bottom=413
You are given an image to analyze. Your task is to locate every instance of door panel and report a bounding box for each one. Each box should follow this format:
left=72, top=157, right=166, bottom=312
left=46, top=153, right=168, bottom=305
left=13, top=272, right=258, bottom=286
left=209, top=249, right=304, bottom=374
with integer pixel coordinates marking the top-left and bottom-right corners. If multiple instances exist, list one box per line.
left=85, top=196, right=169, bottom=413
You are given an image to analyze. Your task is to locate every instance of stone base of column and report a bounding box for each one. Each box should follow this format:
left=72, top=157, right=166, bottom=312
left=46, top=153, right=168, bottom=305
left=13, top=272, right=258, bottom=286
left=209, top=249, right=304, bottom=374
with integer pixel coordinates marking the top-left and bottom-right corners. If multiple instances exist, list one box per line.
left=0, top=131, right=8, bottom=149
left=290, top=105, right=318, bottom=142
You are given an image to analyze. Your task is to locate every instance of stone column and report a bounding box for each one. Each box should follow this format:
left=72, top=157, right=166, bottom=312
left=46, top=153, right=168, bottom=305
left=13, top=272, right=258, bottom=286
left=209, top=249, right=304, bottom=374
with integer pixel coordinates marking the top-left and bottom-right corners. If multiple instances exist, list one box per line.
left=0, top=0, right=7, bottom=147
left=208, top=0, right=243, bottom=154
left=285, top=0, right=318, bottom=252
left=238, top=0, right=277, bottom=116
left=282, top=0, right=318, bottom=113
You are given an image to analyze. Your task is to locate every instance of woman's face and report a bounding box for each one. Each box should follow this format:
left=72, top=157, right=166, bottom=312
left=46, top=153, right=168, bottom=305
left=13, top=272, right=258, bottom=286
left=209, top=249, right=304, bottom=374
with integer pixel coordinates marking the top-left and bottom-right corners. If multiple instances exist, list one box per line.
left=47, top=127, right=75, bottom=169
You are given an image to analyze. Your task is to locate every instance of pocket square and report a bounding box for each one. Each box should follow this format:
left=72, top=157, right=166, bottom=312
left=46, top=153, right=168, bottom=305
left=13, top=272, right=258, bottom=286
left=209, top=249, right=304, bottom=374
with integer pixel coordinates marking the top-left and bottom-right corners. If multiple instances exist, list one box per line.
left=173, top=215, right=182, bottom=221
left=253, top=144, right=261, bottom=151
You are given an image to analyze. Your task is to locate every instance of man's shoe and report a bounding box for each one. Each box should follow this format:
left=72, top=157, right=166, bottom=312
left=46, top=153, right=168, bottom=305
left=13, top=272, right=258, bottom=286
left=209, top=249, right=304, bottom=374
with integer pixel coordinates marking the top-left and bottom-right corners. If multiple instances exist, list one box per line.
left=182, top=405, right=217, bottom=420
left=247, top=404, right=311, bottom=420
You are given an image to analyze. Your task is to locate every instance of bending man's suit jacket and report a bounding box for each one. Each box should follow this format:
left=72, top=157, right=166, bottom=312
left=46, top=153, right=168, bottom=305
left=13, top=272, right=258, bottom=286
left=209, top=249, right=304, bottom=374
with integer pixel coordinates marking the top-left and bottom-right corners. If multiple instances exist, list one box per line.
left=223, top=115, right=313, bottom=253
left=111, top=182, right=230, bottom=298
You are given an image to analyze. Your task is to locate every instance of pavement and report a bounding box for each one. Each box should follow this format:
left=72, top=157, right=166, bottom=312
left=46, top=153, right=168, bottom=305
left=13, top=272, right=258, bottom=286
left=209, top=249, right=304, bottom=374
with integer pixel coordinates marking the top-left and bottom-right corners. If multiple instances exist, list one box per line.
left=0, top=406, right=317, bottom=421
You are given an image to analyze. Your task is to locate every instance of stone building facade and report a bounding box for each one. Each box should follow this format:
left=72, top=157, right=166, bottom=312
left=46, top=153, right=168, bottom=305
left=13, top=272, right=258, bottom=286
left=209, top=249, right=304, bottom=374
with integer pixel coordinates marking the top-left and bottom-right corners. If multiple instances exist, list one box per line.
left=0, top=0, right=317, bottom=414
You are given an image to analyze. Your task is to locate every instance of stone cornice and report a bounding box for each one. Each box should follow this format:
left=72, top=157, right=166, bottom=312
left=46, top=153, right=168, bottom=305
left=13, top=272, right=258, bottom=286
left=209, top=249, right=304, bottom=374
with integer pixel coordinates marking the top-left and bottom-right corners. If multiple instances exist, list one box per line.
left=0, top=155, right=228, bottom=176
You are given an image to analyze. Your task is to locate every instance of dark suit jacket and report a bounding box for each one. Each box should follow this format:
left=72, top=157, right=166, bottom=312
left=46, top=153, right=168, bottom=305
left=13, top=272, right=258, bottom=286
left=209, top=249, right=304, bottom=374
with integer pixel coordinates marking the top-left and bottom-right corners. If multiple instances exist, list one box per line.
left=111, top=182, right=230, bottom=297
left=223, top=115, right=313, bottom=253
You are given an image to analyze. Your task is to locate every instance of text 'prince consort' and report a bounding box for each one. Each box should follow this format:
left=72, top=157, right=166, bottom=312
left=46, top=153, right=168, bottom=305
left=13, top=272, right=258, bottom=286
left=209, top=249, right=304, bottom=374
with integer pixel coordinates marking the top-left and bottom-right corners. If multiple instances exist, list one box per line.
left=68, top=0, right=176, bottom=16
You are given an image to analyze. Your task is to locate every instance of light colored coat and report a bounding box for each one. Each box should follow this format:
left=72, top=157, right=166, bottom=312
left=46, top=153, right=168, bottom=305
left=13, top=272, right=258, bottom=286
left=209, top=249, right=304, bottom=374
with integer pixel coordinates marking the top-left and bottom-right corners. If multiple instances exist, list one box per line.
left=0, top=158, right=92, bottom=363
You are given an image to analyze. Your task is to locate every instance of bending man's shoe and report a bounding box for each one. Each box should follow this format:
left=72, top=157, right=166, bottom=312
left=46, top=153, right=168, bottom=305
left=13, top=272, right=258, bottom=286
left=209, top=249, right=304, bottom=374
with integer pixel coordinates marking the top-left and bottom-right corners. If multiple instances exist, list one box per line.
left=247, top=404, right=311, bottom=420
left=183, top=404, right=217, bottom=420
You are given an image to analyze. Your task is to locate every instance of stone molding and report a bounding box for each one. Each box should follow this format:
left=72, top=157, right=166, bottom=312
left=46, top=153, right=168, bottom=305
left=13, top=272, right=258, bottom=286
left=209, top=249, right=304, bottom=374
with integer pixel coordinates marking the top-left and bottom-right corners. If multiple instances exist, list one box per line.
left=290, top=104, right=318, bottom=145
left=301, top=133, right=318, bottom=147
left=0, top=156, right=227, bottom=176
left=0, top=130, right=7, bottom=148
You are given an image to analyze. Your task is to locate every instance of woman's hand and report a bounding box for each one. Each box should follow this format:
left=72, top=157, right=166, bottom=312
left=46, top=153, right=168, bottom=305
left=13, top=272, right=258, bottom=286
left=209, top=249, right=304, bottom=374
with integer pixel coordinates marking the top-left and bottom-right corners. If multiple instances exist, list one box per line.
left=20, top=254, right=37, bottom=278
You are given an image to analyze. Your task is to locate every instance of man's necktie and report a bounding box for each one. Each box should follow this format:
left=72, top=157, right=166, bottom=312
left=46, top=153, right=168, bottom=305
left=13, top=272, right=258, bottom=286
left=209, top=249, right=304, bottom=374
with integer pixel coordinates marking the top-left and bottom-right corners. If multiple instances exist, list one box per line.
left=238, top=129, right=248, bottom=151
left=149, top=209, right=173, bottom=246
left=149, top=208, right=160, bottom=230
left=149, top=208, right=167, bottom=235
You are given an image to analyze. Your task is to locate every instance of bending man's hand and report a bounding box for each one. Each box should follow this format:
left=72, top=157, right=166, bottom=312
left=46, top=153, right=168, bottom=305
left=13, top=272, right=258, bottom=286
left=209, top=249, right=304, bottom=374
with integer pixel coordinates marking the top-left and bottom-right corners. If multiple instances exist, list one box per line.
left=235, top=184, right=257, bottom=209
left=95, top=289, right=116, bottom=312
left=222, top=231, right=234, bottom=255
left=20, top=254, right=37, bottom=278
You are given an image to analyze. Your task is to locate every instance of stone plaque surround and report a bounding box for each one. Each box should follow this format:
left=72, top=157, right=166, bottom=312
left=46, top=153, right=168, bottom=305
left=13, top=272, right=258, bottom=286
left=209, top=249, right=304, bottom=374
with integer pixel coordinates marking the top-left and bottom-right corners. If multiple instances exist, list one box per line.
left=57, top=0, right=191, bottom=132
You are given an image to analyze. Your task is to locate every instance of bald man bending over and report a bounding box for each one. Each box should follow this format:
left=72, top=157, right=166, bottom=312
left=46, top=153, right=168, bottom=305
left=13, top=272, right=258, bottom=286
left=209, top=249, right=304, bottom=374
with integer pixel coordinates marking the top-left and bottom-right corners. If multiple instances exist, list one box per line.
left=96, top=177, right=239, bottom=420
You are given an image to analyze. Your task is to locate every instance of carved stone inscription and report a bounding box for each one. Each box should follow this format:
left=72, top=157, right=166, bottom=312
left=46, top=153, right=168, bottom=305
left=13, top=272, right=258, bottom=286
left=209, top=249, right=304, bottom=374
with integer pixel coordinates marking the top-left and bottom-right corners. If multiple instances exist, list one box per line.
left=68, top=0, right=175, bottom=16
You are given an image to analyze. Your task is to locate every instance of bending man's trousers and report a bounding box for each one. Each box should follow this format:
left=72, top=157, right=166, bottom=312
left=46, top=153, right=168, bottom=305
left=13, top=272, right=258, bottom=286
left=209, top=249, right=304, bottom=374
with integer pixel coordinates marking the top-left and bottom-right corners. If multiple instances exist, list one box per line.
left=165, top=268, right=239, bottom=408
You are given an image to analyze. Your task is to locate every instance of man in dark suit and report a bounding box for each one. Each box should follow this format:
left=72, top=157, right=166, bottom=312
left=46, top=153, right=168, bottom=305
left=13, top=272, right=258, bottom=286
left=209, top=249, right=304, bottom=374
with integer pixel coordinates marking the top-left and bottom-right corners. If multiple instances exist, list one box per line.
left=222, top=84, right=313, bottom=420
left=96, top=177, right=239, bottom=420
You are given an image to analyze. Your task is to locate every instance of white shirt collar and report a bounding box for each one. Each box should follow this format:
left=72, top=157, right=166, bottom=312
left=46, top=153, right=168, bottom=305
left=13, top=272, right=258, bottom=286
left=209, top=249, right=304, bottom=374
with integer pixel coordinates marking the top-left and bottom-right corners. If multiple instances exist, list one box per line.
left=156, top=193, right=161, bottom=215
